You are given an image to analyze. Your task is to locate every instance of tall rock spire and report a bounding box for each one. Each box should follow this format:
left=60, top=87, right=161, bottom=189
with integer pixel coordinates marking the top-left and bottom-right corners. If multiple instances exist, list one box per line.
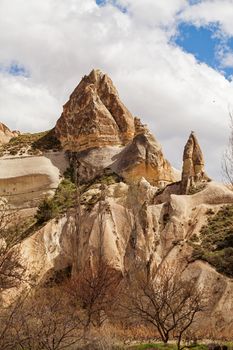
left=55, top=69, right=135, bottom=152
left=180, top=131, right=208, bottom=194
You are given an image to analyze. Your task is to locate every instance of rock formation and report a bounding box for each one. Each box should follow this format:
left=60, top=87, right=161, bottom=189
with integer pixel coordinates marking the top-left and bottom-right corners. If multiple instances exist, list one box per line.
left=55, top=70, right=177, bottom=186
left=2, top=70, right=233, bottom=339
left=72, top=117, right=177, bottom=185
left=55, top=69, right=135, bottom=151
left=17, top=179, right=233, bottom=337
left=0, top=153, right=67, bottom=206
left=0, top=122, right=18, bottom=144
left=112, top=126, right=177, bottom=186
left=180, top=131, right=208, bottom=194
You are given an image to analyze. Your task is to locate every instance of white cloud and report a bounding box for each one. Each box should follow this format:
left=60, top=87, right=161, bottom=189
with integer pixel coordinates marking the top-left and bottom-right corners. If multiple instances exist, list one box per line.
left=0, top=73, right=60, bottom=132
left=221, top=52, right=233, bottom=68
left=180, top=0, right=233, bottom=36
left=0, top=0, right=233, bottom=180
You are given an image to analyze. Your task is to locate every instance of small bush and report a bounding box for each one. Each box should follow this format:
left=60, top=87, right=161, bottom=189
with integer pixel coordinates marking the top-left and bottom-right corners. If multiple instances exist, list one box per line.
left=191, top=205, right=233, bottom=277
left=35, top=198, right=59, bottom=224
left=188, top=183, right=206, bottom=195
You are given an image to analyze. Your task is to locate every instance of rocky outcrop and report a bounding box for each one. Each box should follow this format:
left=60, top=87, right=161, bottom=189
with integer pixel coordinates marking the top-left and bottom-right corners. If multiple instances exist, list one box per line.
left=55, top=69, right=135, bottom=151
left=72, top=129, right=177, bottom=186
left=0, top=152, right=68, bottom=207
left=55, top=69, right=177, bottom=186
left=18, top=180, right=233, bottom=337
left=112, top=128, right=177, bottom=186
left=3, top=69, right=233, bottom=339
left=0, top=122, right=19, bottom=144
left=180, top=131, right=209, bottom=194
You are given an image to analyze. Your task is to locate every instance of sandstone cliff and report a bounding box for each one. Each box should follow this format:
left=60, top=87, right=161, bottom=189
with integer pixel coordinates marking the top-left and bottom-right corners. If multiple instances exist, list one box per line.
left=1, top=70, right=233, bottom=340
left=55, top=69, right=176, bottom=186
left=18, top=179, right=233, bottom=337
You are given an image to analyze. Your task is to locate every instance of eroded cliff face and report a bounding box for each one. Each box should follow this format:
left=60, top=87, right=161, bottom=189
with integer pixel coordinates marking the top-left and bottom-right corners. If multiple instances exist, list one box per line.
left=2, top=70, right=233, bottom=338
left=0, top=153, right=68, bottom=206
left=18, top=179, right=233, bottom=337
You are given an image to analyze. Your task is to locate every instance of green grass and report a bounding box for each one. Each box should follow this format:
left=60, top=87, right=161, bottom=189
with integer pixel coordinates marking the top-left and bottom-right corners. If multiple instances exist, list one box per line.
left=128, top=344, right=208, bottom=350
left=128, top=343, right=173, bottom=350
left=191, top=205, right=233, bottom=278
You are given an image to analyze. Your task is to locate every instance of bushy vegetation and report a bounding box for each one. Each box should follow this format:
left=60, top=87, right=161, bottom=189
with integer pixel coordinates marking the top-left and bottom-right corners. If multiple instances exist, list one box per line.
left=35, top=178, right=76, bottom=224
left=35, top=170, right=122, bottom=224
left=31, top=128, right=61, bottom=151
left=192, top=205, right=233, bottom=277
left=188, top=183, right=207, bottom=195
left=0, top=128, right=61, bottom=156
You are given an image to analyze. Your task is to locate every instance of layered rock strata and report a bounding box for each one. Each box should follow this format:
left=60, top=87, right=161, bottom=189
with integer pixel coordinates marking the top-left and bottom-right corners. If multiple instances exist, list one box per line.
left=56, top=69, right=176, bottom=185
left=55, top=69, right=135, bottom=151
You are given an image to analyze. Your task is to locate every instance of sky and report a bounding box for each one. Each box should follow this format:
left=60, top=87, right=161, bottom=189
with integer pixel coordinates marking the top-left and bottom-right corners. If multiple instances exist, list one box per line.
left=1, top=0, right=233, bottom=180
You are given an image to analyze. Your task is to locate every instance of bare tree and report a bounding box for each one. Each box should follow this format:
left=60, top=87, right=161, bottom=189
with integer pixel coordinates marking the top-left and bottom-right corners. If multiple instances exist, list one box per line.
left=0, top=199, right=29, bottom=349
left=0, top=288, right=82, bottom=350
left=223, top=112, right=233, bottom=186
left=0, top=198, right=25, bottom=292
left=124, top=264, right=206, bottom=349
left=65, top=190, right=122, bottom=339
left=70, top=157, right=83, bottom=276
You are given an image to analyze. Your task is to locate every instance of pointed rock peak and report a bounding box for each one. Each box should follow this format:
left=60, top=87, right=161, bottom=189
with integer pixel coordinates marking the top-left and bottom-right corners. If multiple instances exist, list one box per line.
left=55, top=69, right=135, bottom=151
left=88, top=68, right=104, bottom=82
left=0, top=122, right=19, bottom=144
left=0, top=122, right=11, bottom=133
left=134, top=117, right=150, bottom=135
left=183, top=131, right=204, bottom=164
left=180, top=131, right=209, bottom=194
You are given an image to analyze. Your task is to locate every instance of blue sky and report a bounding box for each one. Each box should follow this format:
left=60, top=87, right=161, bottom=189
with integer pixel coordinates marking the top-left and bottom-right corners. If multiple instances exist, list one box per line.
left=0, top=63, right=29, bottom=77
left=96, top=0, right=127, bottom=13
left=1, top=0, right=233, bottom=180
left=3, top=1, right=233, bottom=82
left=174, top=23, right=233, bottom=80
left=96, top=0, right=233, bottom=81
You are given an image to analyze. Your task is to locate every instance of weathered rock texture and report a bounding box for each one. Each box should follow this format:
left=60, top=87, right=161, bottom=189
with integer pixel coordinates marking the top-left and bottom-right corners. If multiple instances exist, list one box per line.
left=0, top=152, right=68, bottom=207
left=0, top=122, right=18, bottom=144
left=55, top=69, right=177, bottom=185
left=18, top=180, right=233, bottom=337
left=2, top=70, right=233, bottom=337
left=180, top=131, right=208, bottom=194
left=73, top=128, right=178, bottom=186
left=112, top=128, right=177, bottom=186
left=55, top=69, right=135, bottom=151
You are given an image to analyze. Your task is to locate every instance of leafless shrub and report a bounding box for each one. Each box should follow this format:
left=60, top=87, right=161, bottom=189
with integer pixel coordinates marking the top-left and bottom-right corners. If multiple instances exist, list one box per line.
left=65, top=190, right=123, bottom=340
left=122, top=263, right=207, bottom=350
left=0, top=198, right=25, bottom=291
left=0, top=289, right=82, bottom=350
